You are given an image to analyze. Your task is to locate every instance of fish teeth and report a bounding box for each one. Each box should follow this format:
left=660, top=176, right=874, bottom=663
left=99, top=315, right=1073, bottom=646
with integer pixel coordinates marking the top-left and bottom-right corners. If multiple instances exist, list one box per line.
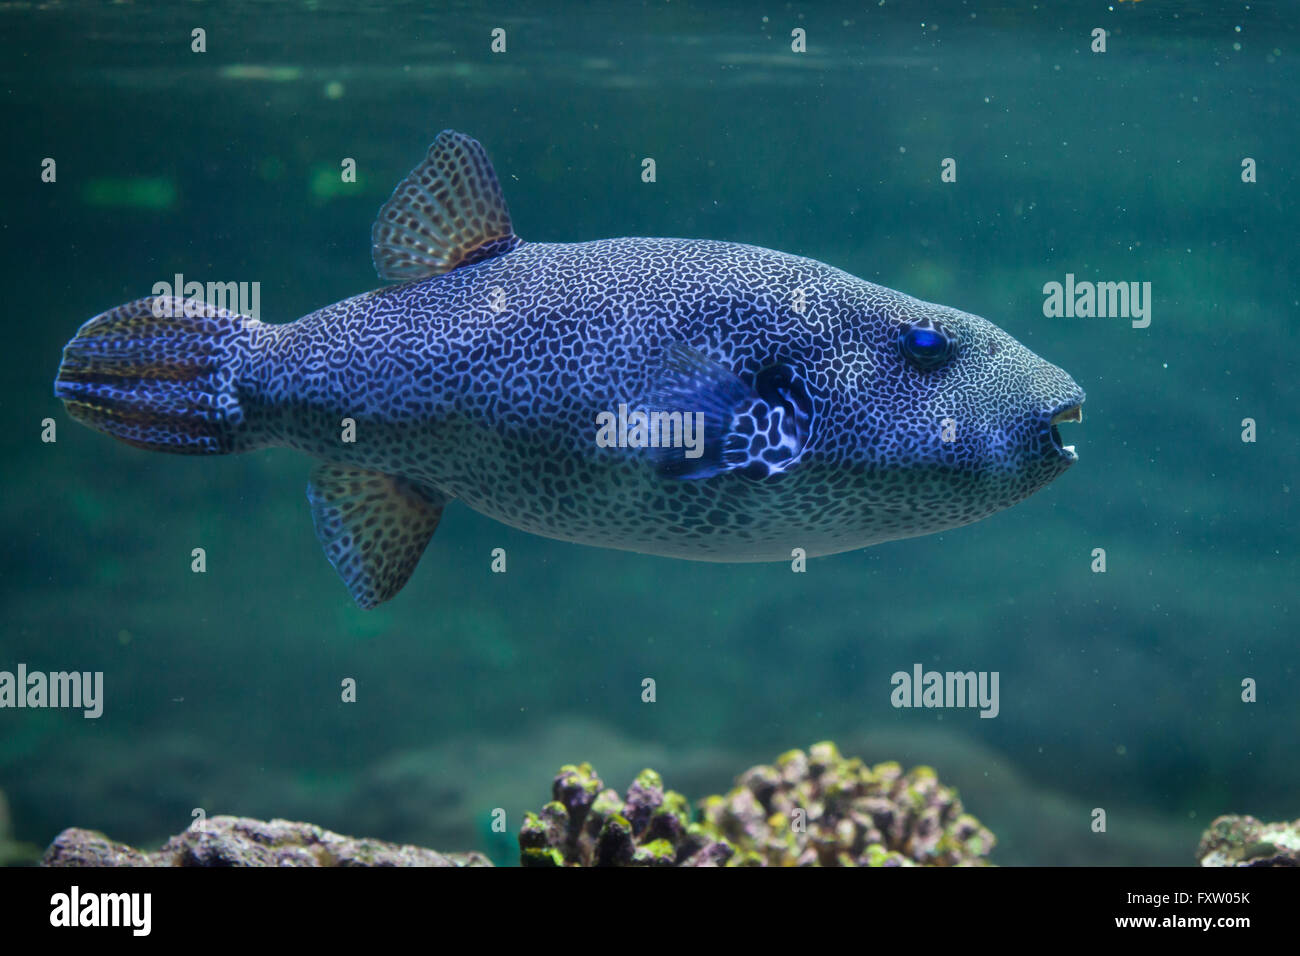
left=1051, top=404, right=1083, bottom=426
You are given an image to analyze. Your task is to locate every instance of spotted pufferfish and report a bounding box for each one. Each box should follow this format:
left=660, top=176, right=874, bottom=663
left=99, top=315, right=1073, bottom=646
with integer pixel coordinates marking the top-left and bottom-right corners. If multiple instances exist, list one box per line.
left=54, top=130, right=1084, bottom=608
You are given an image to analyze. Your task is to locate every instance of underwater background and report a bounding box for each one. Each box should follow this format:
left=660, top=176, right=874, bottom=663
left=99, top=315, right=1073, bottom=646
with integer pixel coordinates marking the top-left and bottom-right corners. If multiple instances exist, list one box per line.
left=2, top=0, right=1296, bottom=866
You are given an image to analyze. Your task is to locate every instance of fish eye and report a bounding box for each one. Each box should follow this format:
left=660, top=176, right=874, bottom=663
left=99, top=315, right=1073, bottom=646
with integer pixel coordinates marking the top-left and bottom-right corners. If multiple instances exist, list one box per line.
left=899, top=325, right=954, bottom=370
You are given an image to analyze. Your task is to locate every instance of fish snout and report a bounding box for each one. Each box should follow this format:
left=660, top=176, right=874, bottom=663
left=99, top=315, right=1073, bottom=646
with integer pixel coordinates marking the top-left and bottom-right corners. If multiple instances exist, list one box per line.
left=1026, top=354, right=1085, bottom=465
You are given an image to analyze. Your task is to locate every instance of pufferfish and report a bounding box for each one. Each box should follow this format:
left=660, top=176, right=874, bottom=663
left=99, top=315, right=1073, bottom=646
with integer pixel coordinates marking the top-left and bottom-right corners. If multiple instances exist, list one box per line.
left=55, top=130, right=1084, bottom=608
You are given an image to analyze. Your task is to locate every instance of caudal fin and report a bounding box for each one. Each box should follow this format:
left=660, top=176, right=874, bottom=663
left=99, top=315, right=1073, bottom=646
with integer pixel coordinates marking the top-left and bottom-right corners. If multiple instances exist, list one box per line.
left=54, top=295, right=257, bottom=454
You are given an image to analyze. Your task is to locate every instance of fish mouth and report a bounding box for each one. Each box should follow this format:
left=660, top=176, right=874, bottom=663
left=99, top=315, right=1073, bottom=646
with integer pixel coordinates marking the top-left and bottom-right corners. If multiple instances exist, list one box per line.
left=1048, top=398, right=1084, bottom=462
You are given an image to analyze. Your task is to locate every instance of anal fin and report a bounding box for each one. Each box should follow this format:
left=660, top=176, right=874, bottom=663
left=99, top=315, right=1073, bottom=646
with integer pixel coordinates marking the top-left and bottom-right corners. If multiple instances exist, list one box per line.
left=306, top=463, right=450, bottom=609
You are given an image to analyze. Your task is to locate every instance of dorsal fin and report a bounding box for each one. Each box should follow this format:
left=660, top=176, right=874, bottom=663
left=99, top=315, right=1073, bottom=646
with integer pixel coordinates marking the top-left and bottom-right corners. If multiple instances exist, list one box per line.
left=371, top=130, right=521, bottom=281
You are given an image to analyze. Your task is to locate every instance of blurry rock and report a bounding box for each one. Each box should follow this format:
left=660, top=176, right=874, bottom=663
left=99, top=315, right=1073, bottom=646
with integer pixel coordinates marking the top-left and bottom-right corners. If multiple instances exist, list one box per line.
left=521, top=741, right=995, bottom=867
left=1197, top=815, right=1300, bottom=867
left=42, top=828, right=152, bottom=867
left=43, top=816, right=492, bottom=867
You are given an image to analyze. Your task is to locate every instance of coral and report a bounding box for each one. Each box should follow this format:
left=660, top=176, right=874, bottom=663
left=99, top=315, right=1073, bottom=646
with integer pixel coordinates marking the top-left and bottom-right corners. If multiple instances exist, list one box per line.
left=519, top=764, right=734, bottom=866
left=699, top=741, right=994, bottom=866
left=1196, top=815, right=1300, bottom=867
left=42, top=816, right=493, bottom=867
left=520, top=741, right=995, bottom=867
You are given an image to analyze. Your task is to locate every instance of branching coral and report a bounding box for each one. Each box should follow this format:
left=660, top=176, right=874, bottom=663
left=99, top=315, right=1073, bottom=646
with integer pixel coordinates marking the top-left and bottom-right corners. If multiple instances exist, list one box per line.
left=520, top=741, right=995, bottom=867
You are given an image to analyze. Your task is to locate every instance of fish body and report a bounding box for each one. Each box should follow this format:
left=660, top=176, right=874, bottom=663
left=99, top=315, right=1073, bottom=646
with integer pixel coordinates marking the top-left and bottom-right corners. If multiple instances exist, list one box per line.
left=56, top=131, right=1084, bottom=607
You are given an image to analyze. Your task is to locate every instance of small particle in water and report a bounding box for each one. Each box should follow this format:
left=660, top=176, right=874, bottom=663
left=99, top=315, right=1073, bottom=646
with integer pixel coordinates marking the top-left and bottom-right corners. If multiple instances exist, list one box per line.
left=324, top=80, right=344, bottom=99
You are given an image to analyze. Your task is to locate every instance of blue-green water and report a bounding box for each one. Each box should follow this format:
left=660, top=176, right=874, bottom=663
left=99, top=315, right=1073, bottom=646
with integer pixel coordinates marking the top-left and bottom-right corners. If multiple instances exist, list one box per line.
left=1, top=1, right=1295, bottom=866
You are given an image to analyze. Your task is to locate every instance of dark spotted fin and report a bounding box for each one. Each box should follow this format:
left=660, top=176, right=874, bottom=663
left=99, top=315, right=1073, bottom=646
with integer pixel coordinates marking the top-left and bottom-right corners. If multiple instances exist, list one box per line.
left=645, top=342, right=813, bottom=480
left=371, top=129, right=521, bottom=281
left=307, top=464, right=451, bottom=609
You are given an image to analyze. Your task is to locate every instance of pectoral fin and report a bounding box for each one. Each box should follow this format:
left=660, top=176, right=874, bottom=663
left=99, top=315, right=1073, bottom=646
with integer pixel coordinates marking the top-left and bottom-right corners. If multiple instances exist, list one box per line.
left=306, top=464, right=450, bottom=609
left=646, top=342, right=814, bottom=480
